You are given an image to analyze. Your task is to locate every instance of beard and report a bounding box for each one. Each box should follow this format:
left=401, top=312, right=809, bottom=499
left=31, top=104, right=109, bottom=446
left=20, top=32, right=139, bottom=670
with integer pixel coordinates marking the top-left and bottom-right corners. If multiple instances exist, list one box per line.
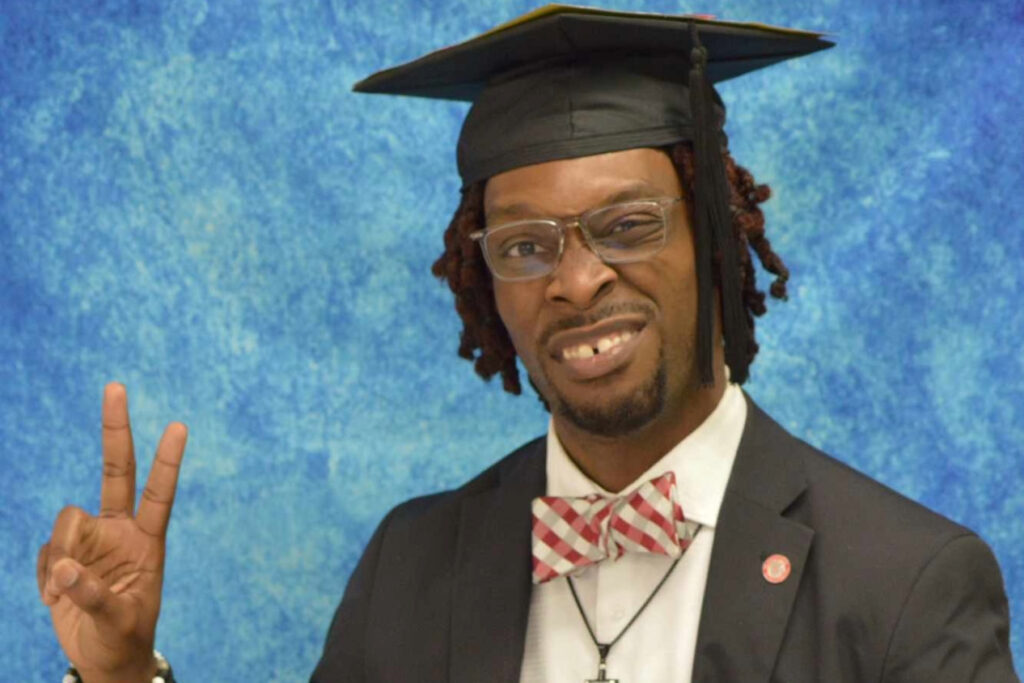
left=543, top=348, right=668, bottom=438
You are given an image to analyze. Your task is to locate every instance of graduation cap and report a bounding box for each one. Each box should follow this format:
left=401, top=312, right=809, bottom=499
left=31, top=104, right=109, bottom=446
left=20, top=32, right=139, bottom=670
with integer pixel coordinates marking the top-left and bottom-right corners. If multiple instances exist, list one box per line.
left=354, top=4, right=833, bottom=386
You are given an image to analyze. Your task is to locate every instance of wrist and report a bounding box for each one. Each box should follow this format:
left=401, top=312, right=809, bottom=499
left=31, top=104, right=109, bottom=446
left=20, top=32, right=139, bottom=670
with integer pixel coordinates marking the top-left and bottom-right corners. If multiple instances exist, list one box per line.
left=66, top=651, right=172, bottom=683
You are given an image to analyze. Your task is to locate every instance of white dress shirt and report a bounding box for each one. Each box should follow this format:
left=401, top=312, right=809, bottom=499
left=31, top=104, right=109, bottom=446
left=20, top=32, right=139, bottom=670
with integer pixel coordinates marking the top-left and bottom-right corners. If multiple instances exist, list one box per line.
left=519, top=383, right=747, bottom=683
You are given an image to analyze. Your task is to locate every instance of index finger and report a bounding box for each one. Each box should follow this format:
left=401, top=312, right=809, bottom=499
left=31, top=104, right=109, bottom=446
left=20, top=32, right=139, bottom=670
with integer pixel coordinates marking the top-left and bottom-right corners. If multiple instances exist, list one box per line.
left=100, top=383, right=136, bottom=517
left=136, top=422, right=188, bottom=538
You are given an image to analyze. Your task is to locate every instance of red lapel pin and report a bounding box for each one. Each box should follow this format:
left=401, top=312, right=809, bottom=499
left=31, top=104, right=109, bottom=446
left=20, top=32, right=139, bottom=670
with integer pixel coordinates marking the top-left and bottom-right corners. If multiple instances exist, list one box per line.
left=762, top=553, right=791, bottom=584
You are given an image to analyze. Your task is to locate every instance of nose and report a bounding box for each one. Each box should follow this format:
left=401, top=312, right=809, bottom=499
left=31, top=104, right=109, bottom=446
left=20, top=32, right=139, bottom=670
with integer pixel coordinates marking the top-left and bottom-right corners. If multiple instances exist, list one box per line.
left=545, top=226, right=617, bottom=308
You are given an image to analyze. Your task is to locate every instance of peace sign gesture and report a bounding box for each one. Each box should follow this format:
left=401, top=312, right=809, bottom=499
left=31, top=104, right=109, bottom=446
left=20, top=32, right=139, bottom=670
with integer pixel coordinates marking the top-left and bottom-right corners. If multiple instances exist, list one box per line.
left=37, top=383, right=187, bottom=683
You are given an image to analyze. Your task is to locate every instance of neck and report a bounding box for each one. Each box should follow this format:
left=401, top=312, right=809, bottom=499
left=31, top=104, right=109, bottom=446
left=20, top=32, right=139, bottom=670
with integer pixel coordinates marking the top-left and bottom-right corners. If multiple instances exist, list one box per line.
left=553, top=364, right=728, bottom=493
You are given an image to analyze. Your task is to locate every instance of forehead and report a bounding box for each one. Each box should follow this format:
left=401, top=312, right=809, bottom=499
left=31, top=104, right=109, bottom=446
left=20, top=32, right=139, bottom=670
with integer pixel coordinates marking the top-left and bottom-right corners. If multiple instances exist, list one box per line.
left=483, top=147, right=682, bottom=220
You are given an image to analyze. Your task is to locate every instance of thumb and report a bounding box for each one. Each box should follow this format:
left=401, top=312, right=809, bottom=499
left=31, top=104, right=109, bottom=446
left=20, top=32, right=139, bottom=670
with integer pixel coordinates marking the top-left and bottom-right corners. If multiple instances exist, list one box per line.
left=50, top=558, right=134, bottom=633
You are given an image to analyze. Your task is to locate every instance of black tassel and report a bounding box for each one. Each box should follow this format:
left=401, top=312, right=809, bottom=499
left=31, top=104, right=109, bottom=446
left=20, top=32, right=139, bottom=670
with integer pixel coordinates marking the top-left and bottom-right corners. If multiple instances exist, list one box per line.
left=688, top=24, right=750, bottom=385
left=688, top=44, right=715, bottom=387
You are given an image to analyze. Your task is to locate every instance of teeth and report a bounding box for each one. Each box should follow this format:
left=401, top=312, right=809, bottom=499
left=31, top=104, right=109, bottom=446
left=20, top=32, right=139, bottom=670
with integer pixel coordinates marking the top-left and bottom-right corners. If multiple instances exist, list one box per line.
left=561, top=330, right=636, bottom=360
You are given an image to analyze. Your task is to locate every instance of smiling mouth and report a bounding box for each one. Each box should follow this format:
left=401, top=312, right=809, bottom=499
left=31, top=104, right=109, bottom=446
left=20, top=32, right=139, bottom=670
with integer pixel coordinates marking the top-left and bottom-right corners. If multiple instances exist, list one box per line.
left=561, top=329, right=638, bottom=360
left=545, top=315, right=649, bottom=382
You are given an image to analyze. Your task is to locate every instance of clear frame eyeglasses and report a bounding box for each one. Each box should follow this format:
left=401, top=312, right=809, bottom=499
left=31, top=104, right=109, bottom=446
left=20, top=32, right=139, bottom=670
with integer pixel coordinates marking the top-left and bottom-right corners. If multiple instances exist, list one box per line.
left=469, top=197, right=683, bottom=282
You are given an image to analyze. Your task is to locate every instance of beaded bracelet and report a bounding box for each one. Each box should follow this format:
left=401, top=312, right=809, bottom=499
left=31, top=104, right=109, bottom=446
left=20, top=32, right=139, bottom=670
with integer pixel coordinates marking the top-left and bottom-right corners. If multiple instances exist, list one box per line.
left=63, top=650, right=174, bottom=683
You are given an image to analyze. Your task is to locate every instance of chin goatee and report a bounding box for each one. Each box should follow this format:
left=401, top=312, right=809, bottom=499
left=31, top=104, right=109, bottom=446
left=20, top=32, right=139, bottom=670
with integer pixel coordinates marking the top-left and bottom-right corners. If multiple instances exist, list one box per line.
left=548, top=358, right=667, bottom=438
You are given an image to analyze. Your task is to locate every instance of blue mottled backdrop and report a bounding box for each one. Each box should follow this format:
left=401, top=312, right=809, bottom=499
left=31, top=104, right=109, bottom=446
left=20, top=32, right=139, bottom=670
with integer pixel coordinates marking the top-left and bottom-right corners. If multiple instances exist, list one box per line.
left=2, top=0, right=1022, bottom=679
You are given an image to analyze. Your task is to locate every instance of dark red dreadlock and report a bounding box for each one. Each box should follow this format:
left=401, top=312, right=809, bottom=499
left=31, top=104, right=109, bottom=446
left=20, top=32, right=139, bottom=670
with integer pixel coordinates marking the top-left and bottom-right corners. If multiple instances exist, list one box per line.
left=430, top=142, right=789, bottom=395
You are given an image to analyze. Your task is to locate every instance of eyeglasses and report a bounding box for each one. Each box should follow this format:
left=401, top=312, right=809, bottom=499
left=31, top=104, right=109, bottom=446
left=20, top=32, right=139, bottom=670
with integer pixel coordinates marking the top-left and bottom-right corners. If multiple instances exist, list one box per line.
left=469, top=197, right=683, bottom=282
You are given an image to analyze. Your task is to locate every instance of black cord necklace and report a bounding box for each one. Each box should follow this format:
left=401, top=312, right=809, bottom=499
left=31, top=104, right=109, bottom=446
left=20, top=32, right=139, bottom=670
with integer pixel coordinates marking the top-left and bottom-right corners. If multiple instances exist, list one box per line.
left=566, top=555, right=684, bottom=683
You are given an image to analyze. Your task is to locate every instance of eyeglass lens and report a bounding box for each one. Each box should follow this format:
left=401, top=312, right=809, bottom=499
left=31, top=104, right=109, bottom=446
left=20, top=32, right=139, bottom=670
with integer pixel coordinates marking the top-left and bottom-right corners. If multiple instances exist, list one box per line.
left=482, top=201, right=669, bottom=280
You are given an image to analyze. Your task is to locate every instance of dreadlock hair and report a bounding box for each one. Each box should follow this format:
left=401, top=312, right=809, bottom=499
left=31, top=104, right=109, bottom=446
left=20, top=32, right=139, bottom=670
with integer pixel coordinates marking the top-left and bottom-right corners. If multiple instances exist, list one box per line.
left=429, top=142, right=789, bottom=396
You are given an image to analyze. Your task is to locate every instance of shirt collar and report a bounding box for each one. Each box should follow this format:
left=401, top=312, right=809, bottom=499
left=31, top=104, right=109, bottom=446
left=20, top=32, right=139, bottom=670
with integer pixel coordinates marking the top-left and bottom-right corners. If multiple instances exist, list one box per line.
left=544, top=382, right=747, bottom=529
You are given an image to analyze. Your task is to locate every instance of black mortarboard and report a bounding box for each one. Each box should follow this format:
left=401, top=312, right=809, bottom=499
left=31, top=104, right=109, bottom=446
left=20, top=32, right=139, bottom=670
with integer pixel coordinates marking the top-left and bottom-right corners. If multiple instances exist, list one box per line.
left=354, top=4, right=833, bottom=385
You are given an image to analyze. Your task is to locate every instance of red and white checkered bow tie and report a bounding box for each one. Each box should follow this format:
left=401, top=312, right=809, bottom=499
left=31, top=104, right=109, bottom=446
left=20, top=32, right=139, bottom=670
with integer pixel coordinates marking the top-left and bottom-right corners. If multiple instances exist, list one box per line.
left=531, top=471, right=699, bottom=584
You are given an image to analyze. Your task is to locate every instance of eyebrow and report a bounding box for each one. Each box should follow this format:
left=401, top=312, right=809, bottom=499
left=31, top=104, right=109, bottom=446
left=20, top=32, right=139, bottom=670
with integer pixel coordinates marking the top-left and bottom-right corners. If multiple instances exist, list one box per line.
left=486, top=181, right=669, bottom=224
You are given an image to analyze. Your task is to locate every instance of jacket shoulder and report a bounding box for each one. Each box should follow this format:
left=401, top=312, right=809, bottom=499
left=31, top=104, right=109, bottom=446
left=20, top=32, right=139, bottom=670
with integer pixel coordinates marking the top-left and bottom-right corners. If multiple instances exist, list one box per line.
left=743, top=401, right=1015, bottom=681
left=311, top=436, right=545, bottom=682
left=746, top=399, right=971, bottom=544
left=383, top=435, right=545, bottom=530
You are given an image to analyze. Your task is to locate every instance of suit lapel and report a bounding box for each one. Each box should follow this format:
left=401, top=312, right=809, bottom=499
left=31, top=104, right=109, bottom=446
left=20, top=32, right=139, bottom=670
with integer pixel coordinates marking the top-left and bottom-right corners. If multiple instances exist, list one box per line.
left=692, top=396, right=814, bottom=682
left=450, top=439, right=546, bottom=683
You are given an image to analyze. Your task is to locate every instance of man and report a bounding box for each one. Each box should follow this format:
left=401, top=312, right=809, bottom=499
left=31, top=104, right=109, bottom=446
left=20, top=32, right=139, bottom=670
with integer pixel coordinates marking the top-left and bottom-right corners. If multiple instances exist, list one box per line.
left=37, top=6, right=1016, bottom=682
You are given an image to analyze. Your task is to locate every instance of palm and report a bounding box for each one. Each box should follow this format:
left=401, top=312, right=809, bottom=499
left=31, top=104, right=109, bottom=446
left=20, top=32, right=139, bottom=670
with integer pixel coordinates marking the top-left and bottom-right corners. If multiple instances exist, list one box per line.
left=39, top=384, right=186, bottom=681
left=51, top=517, right=162, bottom=668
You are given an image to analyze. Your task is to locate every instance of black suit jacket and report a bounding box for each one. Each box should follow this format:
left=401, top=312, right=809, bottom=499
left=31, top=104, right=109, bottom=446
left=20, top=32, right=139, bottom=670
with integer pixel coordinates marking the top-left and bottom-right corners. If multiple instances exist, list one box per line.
left=312, top=397, right=1017, bottom=682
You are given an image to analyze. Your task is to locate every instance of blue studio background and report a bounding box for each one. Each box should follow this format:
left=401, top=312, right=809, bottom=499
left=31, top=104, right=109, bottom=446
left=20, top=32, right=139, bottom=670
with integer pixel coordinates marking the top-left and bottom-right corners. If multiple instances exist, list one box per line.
left=3, top=0, right=1023, bottom=679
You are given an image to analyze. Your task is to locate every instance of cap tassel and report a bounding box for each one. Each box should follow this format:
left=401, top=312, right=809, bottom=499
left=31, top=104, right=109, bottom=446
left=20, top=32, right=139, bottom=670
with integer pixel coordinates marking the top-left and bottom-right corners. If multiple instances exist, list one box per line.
left=689, top=24, right=750, bottom=385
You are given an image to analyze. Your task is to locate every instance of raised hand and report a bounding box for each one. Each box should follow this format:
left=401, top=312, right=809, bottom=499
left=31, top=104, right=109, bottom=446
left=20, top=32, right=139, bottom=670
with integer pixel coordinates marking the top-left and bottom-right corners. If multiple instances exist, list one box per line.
left=38, top=383, right=187, bottom=683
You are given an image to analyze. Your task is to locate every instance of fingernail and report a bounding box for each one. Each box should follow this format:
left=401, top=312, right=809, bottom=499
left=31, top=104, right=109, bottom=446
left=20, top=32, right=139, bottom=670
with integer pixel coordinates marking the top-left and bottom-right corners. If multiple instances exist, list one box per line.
left=59, top=567, right=79, bottom=588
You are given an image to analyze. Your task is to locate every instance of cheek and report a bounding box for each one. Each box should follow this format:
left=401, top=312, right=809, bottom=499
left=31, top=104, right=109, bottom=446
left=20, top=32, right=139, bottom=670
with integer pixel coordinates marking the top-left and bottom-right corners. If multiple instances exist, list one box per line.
left=646, top=254, right=700, bottom=347
left=493, top=282, right=542, bottom=361
left=665, top=275, right=699, bottom=338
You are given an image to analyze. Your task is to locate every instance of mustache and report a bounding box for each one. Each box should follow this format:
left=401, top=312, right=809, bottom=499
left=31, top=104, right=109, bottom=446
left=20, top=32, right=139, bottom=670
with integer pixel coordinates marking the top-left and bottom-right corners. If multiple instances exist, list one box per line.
left=539, top=302, right=655, bottom=347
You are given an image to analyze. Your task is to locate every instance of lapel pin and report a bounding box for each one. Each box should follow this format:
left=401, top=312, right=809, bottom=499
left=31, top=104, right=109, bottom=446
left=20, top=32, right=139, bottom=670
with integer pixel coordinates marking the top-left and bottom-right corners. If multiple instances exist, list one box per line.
left=762, top=553, right=791, bottom=584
